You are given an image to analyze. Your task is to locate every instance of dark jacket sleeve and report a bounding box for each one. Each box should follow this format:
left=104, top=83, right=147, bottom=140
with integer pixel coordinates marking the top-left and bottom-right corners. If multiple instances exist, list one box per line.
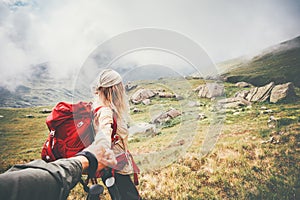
left=0, top=158, right=82, bottom=200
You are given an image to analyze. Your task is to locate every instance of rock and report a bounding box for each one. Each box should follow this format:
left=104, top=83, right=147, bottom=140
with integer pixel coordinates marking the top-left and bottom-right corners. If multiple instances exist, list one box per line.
left=188, top=101, right=198, bottom=107
left=130, top=89, right=156, bottom=104
left=142, top=99, right=151, bottom=105
left=195, top=83, right=224, bottom=99
left=261, top=109, right=273, bottom=114
left=40, top=108, right=52, bottom=114
left=152, top=108, right=181, bottom=124
left=128, top=122, right=157, bottom=136
left=270, top=82, right=296, bottom=103
left=156, top=88, right=166, bottom=92
left=26, top=114, right=34, bottom=118
left=199, top=102, right=206, bottom=106
left=234, top=90, right=250, bottom=99
left=167, top=109, right=181, bottom=118
left=245, top=82, right=275, bottom=102
left=197, top=113, right=207, bottom=120
left=132, top=108, right=141, bottom=113
left=185, top=75, right=202, bottom=80
left=261, top=136, right=280, bottom=144
left=157, top=92, right=176, bottom=98
left=235, top=82, right=252, bottom=88
left=175, top=95, right=184, bottom=100
left=125, top=82, right=138, bottom=91
left=267, top=116, right=278, bottom=128
left=218, top=97, right=251, bottom=108
left=260, top=106, right=267, bottom=110
left=177, top=139, right=185, bottom=145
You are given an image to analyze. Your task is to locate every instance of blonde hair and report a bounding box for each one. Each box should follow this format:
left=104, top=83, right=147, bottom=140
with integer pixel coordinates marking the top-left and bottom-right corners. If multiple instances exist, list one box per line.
left=96, top=82, right=128, bottom=121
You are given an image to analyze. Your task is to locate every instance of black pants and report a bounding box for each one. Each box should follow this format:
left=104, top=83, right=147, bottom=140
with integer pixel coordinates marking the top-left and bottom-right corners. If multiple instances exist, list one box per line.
left=102, top=172, right=140, bottom=200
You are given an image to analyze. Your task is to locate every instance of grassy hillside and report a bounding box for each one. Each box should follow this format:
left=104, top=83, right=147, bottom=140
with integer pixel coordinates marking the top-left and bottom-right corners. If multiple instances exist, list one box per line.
left=221, top=36, right=300, bottom=87
left=0, top=106, right=51, bottom=170
left=0, top=78, right=299, bottom=199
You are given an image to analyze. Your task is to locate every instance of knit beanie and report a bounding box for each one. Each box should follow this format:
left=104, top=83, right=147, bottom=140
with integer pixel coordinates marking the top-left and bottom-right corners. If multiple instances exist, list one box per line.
left=97, top=69, right=122, bottom=88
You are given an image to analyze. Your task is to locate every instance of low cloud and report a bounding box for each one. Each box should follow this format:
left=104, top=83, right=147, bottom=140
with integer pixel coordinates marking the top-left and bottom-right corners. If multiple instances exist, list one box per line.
left=0, top=0, right=300, bottom=90
left=0, top=0, right=116, bottom=89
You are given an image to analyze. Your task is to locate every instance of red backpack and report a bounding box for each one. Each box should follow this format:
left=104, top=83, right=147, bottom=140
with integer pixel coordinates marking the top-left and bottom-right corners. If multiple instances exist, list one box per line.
left=41, top=101, right=139, bottom=185
left=41, top=101, right=107, bottom=162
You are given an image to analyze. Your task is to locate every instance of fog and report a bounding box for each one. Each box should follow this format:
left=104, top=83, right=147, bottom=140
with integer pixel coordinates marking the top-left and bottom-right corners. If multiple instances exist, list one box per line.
left=1, top=0, right=300, bottom=90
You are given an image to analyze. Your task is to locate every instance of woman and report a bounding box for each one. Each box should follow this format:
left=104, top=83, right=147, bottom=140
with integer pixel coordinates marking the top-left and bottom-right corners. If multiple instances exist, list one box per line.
left=93, top=69, right=140, bottom=200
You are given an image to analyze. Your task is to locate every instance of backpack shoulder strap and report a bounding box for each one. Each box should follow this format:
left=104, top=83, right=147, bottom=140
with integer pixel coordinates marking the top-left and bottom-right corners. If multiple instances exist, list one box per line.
left=93, top=106, right=102, bottom=114
left=90, top=106, right=102, bottom=139
left=111, top=111, right=118, bottom=146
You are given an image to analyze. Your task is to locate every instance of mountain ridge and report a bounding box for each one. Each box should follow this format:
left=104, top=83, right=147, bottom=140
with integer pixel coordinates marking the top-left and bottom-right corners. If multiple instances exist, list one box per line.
left=220, top=35, right=300, bottom=87
left=1, top=35, right=299, bottom=107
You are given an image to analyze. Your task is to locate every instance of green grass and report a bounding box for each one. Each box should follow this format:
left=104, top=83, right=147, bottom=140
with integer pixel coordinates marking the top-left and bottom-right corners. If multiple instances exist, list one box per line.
left=0, top=79, right=299, bottom=199
left=0, top=106, right=51, bottom=172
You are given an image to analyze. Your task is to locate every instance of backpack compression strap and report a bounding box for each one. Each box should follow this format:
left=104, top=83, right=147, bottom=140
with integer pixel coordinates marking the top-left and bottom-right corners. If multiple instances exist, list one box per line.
left=109, top=112, right=140, bottom=185
left=111, top=112, right=118, bottom=147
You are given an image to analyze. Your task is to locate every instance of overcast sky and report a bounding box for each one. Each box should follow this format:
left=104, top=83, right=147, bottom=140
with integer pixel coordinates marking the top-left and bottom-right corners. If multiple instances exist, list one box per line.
left=1, top=0, right=300, bottom=85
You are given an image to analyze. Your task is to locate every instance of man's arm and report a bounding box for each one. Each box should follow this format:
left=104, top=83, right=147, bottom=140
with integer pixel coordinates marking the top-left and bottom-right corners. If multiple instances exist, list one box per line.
left=0, top=158, right=82, bottom=200
left=0, top=142, right=116, bottom=200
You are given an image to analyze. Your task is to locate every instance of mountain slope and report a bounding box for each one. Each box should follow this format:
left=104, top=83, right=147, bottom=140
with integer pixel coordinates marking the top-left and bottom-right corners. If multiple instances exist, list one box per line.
left=221, top=35, right=300, bottom=87
left=0, top=63, right=76, bottom=108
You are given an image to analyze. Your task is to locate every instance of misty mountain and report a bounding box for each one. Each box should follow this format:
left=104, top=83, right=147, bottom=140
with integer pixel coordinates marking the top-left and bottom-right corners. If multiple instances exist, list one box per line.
left=121, top=64, right=188, bottom=83
left=0, top=63, right=76, bottom=108
left=0, top=58, right=196, bottom=108
left=1, top=35, right=300, bottom=108
left=220, top=35, right=300, bottom=87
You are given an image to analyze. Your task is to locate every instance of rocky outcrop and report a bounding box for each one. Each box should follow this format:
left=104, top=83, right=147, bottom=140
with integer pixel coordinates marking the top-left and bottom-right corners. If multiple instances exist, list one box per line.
left=270, top=82, right=296, bottom=103
left=245, top=82, right=275, bottom=102
left=217, top=81, right=296, bottom=109
left=130, top=89, right=156, bottom=104
left=222, top=82, right=296, bottom=107
left=152, top=108, right=181, bottom=124
left=194, top=83, right=224, bottom=99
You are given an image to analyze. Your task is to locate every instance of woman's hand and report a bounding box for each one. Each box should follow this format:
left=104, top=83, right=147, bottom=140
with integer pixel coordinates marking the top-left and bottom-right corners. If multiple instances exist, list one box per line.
left=84, top=144, right=117, bottom=171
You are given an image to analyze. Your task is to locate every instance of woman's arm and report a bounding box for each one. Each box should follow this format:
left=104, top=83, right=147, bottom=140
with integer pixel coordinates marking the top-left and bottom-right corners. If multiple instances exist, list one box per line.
left=94, top=107, right=114, bottom=148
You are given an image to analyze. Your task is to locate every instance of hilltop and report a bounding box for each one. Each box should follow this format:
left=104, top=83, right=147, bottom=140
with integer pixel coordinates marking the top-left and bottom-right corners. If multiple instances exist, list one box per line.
left=220, top=35, right=300, bottom=87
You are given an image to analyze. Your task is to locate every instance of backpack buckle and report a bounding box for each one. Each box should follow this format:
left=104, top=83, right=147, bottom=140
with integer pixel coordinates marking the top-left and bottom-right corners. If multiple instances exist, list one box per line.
left=50, top=130, right=55, bottom=137
left=112, top=134, right=119, bottom=145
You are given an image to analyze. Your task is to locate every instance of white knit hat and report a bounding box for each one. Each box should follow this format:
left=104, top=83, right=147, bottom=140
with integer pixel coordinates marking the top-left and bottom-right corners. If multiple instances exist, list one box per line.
left=97, top=69, right=122, bottom=88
